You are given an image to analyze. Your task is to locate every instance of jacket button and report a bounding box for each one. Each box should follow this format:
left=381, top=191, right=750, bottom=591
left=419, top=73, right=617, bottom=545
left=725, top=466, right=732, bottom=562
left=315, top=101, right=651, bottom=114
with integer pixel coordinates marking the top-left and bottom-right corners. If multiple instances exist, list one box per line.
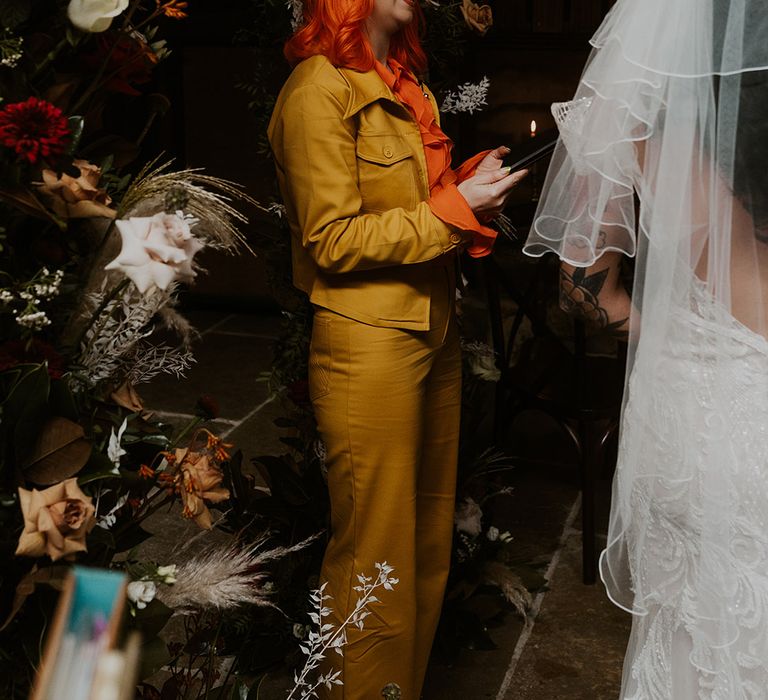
left=449, top=233, right=463, bottom=245
left=383, top=146, right=394, bottom=158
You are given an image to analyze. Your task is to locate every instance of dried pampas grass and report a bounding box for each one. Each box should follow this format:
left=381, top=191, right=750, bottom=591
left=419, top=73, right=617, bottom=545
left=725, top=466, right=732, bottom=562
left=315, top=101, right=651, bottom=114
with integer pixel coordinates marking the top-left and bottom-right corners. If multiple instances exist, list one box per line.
left=118, top=158, right=265, bottom=254
left=158, top=536, right=319, bottom=612
left=482, top=560, right=533, bottom=618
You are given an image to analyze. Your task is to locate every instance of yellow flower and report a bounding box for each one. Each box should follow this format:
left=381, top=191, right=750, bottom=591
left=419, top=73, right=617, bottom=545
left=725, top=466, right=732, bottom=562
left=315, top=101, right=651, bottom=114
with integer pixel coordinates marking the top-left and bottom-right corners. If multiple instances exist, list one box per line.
left=16, top=478, right=96, bottom=561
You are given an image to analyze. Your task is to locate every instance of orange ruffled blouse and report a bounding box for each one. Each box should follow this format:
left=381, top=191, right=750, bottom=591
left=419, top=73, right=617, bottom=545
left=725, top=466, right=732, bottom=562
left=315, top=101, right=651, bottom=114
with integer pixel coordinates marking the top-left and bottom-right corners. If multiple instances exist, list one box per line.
left=374, top=58, right=496, bottom=258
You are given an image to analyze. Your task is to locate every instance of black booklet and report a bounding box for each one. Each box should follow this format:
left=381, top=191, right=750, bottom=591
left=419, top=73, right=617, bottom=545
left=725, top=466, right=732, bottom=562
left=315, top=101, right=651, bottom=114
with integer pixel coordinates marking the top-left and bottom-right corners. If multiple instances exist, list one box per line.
left=502, top=128, right=559, bottom=172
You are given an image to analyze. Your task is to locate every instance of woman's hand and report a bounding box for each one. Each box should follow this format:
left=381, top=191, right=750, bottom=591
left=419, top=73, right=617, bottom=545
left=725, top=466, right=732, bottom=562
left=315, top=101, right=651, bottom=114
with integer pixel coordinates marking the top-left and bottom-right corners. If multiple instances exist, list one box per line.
left=458, top=146, right=527, bottom=220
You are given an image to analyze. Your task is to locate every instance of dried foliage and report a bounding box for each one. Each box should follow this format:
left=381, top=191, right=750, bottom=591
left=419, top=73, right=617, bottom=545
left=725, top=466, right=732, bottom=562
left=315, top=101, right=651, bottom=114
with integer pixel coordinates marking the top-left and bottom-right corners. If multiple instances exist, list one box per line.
left=159, top=537, right=319, bottom=612
left=119, top=158, right=259, bottom=253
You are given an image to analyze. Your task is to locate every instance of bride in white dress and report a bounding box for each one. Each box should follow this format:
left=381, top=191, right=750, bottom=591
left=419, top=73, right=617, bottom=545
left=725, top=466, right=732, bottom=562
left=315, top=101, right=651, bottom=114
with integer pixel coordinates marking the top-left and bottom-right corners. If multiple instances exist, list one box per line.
left=524, top=0, right=768, bottom=697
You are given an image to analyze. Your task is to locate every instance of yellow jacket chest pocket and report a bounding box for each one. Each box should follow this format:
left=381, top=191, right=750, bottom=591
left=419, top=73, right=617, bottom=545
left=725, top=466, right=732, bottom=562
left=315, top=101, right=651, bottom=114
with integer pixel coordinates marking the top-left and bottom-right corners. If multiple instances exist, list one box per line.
left=355, top=134, right=418, bottom=213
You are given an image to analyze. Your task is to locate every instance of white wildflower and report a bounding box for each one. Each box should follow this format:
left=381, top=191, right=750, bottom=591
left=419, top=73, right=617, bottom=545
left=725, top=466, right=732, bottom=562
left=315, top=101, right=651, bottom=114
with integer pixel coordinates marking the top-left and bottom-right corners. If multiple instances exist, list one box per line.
left=156, top=564, right=177, bottom=584
left=441, top=76, right=490, bottom=115
left=16, top=310, right=51, bottom=330
left=32, top=269, right=64, bottom=299
left=0, top=290, right=13, bottom=303
left=107, top=418, right=128, bottom=472
left=0, top=35, right=23, bottom=68
left=97, top=493, right=128, bottom=530
left=127, top=580, right=157, bottom=609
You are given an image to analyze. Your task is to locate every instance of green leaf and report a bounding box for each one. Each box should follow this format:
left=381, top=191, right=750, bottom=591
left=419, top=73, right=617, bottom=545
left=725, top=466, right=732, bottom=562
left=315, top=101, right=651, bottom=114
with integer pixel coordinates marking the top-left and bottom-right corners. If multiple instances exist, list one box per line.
left=138, top=636, right=172, bottom=680
left=66, top=117, right=85, bottom=155
left=278, top=436, right=304, bottom=452
left=0, top=0, right=31, bottom=29
left=48, top=379, right=79, bottom=422
left=6, top=364, right=51, bottom=467
left=134, top=599, right=174, bottom=640
left=112, top=525, right=152, bottom=553
left=87, top=525, right=116, bottom=552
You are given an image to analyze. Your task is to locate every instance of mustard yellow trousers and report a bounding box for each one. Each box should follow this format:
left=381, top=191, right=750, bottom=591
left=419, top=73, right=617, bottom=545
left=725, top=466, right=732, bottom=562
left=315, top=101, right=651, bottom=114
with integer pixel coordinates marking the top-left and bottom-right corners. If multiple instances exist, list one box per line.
left=309, top=292, right=461, bottom=700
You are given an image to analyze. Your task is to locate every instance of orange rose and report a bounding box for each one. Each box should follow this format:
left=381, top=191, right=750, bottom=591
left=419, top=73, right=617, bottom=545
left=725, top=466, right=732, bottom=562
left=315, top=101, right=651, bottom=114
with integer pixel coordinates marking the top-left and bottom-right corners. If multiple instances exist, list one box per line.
left=461, top=0, right=493, bottom=35
left=176, top=448, right=229, bottom=529
left=37, top=159, right=116, bottom=219
left=16, top=478, right=96, bottom=561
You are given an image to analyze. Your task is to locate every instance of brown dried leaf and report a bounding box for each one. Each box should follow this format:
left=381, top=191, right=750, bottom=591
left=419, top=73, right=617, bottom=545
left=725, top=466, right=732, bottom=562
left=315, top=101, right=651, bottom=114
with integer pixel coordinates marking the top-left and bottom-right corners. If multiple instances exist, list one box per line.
left=23, top=416, right=91, bottom=485
left=0, top=564, right=69, bottom=631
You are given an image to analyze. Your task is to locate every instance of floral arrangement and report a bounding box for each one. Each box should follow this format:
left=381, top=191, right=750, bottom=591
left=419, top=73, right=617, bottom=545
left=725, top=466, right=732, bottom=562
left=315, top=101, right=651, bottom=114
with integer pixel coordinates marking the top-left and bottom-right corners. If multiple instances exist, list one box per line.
left=0, top=2, right=312, bottom=698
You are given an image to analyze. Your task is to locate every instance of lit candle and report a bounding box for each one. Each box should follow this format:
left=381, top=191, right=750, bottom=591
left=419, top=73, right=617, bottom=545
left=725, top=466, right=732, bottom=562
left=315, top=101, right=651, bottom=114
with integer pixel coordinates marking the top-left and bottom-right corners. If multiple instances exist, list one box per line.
left=530, top=119, right=537, bottom=139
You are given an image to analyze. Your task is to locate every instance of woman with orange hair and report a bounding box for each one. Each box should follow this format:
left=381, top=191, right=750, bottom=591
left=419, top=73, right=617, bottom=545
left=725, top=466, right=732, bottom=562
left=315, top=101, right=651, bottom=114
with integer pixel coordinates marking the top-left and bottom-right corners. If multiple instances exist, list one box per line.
left=268, top=1, right=525, bottom=697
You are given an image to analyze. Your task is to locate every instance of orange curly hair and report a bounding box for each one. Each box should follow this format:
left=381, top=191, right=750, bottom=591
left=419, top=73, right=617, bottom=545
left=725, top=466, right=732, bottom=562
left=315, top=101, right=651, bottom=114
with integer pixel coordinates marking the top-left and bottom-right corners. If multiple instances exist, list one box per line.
left=285, top=0, right=427, bottom=75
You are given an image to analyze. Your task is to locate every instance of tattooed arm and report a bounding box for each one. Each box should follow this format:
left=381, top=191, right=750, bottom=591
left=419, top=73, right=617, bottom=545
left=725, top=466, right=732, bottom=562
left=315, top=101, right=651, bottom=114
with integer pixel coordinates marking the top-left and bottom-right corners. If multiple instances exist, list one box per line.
left=559, top=251, right=631, bottom=340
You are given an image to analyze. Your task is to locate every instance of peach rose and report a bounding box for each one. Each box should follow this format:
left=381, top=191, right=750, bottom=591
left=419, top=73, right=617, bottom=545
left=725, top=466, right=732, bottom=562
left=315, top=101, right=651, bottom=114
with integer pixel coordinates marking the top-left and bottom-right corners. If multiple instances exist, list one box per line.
left=37, top=159, right=116, bottom=219
left=176, top=448, right=229, bottom=530
left=16, top=478, right=96, bottom=561
left=461, top=0, right=493, bottom=35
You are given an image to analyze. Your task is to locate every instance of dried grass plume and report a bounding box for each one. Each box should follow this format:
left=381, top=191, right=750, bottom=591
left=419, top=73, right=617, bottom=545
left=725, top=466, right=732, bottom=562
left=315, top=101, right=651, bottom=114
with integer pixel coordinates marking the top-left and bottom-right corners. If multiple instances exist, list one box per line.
left=157, top=536, right=318, bottom=612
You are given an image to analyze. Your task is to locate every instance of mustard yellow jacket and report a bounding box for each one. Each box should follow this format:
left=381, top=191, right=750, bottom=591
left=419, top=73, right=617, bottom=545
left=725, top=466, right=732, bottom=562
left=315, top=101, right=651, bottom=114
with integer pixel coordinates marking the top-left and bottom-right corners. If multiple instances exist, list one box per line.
left=267, top=55, right=468, bottom=330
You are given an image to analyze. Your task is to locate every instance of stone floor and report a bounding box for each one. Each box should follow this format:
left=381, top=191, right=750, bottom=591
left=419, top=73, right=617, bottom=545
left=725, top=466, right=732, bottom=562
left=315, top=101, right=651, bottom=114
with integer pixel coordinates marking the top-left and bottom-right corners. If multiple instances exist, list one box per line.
left=139, top=307, right=632, bottom=700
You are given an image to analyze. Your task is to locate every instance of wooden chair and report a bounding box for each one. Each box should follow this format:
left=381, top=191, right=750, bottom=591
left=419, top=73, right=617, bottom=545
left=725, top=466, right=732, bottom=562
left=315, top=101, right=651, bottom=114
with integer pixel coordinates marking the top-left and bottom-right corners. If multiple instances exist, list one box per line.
left=482, top=252, right=626, bottom=584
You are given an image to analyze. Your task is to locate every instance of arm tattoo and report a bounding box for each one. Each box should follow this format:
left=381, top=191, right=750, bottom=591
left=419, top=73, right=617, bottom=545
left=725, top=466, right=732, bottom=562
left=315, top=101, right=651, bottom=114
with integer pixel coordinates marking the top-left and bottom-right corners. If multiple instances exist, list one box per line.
left=559, top=267, right=629, bottom=340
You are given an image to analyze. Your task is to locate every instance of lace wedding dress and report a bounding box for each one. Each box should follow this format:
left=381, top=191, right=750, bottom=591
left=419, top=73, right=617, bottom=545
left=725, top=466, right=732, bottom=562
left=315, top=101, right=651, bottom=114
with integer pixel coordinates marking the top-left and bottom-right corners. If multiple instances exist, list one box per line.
left=523, top=1, right=768, bottom=697
left=615, top=281, right=768, bottom=698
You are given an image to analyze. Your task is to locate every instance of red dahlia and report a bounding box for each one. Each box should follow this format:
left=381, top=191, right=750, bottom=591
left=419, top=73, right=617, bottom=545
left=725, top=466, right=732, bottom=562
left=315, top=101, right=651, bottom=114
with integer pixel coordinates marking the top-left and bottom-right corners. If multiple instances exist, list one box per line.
left=0, top=97, right=70, bottom=164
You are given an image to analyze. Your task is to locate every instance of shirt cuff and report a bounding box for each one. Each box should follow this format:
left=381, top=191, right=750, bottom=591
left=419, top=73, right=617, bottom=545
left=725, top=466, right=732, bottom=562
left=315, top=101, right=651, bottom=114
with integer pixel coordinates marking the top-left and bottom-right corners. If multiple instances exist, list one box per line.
left=454, top=150, right=493, bottom=183
left=428, top=183, right=497, bottom=257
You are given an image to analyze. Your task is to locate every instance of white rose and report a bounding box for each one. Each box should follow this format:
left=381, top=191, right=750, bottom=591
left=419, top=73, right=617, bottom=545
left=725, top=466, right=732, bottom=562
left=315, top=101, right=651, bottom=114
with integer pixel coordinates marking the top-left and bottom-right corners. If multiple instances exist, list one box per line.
left=486, top=526, right=500, bottom=542
left=105, top=212, right=204, bottom=294
left=67, top=0, right=130, bottom=33
left=127, top=580, right=157, bottom=609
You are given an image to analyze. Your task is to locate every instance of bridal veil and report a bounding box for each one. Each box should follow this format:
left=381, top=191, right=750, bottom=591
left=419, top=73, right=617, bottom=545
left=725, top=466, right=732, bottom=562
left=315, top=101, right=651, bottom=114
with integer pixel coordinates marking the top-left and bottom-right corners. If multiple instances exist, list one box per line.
left=525, top=0, right=768, bottom=696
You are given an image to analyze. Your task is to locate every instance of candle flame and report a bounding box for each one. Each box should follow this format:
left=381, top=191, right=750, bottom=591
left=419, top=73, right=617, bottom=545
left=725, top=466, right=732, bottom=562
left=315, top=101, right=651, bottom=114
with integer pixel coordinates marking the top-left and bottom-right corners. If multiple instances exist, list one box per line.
left=530, top=120, right=537, bottom=135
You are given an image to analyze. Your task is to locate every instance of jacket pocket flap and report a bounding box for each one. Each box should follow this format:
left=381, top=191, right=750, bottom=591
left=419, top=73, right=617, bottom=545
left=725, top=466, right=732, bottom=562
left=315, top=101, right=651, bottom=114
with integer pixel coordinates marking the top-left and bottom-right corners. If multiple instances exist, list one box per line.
left=356, top=135, right=413, bottom=165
